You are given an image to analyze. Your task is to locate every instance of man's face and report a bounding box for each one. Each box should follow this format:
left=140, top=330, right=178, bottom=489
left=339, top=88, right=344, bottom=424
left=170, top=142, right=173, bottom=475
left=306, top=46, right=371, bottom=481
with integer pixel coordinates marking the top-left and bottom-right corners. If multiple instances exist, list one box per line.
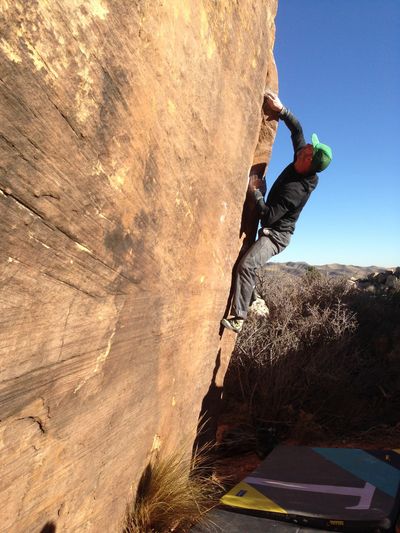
left=294, top=144, right=314, bottom=174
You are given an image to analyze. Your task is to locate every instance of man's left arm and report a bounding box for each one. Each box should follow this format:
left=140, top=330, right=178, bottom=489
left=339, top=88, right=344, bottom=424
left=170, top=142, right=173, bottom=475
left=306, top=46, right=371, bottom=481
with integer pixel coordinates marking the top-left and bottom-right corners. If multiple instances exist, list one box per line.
left=254, top=188, right=292, bottom=227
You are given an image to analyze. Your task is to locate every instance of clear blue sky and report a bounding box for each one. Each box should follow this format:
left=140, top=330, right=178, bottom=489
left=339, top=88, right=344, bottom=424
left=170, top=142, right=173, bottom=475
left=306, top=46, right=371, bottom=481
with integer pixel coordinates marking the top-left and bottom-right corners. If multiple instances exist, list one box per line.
left=268, top=0, right=399, bottom=267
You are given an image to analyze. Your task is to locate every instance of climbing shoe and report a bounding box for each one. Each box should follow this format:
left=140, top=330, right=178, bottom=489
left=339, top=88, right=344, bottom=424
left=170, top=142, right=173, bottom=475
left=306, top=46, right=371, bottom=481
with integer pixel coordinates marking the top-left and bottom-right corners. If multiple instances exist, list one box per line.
left=221, top=317, right=244, bottom=333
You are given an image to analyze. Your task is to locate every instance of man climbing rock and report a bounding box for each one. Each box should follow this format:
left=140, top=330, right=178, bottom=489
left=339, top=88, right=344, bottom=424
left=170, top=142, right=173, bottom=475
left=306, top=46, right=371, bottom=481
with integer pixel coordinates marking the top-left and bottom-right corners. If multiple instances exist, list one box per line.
left=221, top=92, right=332, bottom=333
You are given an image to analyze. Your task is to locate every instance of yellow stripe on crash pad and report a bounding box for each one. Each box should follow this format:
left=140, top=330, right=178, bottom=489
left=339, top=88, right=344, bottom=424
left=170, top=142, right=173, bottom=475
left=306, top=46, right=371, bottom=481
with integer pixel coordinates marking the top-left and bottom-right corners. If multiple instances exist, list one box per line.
left=221, top=481, right=287, bottom=514
left=393, top=449, right=400, bottom=455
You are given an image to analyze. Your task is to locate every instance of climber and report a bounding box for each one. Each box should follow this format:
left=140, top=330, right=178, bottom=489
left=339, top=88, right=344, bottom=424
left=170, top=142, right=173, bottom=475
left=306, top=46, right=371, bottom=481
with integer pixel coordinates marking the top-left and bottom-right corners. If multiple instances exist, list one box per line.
left=221, top=91, right=332, bottom=333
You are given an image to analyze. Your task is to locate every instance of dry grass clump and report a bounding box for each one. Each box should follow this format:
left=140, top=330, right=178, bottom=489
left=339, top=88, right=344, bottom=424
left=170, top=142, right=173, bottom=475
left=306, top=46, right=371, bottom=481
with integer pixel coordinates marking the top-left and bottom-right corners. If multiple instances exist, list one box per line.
left=222, top=268, right=400, bottom=444
left=123, top=445, right=223, bottom=533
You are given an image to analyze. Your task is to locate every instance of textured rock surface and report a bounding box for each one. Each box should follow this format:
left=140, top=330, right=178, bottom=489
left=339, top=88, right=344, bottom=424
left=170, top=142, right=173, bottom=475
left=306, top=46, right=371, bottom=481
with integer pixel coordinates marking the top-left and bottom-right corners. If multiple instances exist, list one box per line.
left=0, top=1, right=278, bottom=530
left=350, top=268, right=400, bottom=293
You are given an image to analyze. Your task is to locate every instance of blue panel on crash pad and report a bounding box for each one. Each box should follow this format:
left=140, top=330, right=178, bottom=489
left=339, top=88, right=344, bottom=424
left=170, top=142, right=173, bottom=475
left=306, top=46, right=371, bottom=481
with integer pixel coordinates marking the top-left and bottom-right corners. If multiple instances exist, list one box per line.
left=313, top=447, right=400, bottom=497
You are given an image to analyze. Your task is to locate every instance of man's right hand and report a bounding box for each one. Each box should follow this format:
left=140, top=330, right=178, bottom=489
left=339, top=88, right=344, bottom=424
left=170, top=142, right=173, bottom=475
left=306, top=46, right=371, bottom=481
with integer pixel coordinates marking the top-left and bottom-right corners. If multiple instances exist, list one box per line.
left=264, top=91, right=283, bottom=113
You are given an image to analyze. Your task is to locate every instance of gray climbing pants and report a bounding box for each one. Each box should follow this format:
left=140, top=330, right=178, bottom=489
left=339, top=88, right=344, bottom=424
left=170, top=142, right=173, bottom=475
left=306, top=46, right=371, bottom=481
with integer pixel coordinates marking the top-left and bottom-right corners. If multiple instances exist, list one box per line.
left=231, top=229, right=291, bottom=319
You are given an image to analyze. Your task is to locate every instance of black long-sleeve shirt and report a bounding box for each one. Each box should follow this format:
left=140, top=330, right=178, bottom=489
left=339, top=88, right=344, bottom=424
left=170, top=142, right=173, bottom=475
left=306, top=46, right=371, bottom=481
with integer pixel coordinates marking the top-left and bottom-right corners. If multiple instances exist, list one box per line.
left=254, top=107, right=318, bottom=234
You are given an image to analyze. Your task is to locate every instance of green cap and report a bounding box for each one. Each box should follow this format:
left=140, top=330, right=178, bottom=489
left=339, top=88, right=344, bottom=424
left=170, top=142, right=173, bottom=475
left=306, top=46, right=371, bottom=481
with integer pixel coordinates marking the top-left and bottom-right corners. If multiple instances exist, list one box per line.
left=311, top=133, right=332, bottom=172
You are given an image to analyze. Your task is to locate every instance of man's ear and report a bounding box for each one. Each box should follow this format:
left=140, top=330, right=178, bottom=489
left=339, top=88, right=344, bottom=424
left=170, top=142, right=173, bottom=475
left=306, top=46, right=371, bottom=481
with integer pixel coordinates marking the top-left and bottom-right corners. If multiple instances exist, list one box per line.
left=309, top=159, right=319, bottom=174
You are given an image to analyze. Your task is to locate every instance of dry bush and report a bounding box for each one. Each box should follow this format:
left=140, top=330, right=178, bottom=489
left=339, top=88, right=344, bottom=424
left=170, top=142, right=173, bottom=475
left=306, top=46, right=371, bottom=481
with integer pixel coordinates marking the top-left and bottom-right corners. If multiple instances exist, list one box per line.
left=222, top=269, right=400, bottom=444
left=123, top=445, right=223, bottom=533
left=235, top=269, right=356, bottom=368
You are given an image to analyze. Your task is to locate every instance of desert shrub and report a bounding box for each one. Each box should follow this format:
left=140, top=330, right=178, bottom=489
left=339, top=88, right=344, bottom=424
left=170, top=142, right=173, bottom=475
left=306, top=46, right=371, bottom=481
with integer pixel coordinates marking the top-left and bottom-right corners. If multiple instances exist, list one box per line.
left=222, top=270, right=400, bottom=443
left=123, top=445, right=223, bottom=533
left=235, top=271, right=356, bottom=368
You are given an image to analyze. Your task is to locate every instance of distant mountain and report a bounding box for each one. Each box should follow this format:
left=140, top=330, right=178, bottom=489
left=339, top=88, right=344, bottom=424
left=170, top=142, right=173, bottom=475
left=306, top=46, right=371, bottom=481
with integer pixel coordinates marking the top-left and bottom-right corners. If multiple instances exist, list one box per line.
left=264, top=262, right=391, bottom=279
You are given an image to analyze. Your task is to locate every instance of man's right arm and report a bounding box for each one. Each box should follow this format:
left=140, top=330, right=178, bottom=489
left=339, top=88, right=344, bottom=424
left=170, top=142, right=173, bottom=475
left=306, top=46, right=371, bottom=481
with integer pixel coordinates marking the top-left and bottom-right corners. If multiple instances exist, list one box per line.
left=263, top=92, right=306, bottom=154
left=279, top=107, right=306, bottom=154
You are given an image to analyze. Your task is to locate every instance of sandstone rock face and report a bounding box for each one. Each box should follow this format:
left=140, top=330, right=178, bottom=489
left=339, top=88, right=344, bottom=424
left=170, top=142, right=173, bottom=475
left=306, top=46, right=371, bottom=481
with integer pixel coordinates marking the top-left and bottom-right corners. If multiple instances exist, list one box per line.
left=0, top=1, right=278, bottom=530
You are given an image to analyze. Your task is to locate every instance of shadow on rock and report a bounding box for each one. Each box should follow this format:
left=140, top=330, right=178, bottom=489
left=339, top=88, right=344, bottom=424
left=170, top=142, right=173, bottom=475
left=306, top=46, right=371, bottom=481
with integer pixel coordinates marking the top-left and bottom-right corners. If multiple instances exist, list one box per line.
left=192, top=349, right=223, bottom=455
left=40, top=522, right=56, bottom=533
left=194, top=161, right=267, bottom=460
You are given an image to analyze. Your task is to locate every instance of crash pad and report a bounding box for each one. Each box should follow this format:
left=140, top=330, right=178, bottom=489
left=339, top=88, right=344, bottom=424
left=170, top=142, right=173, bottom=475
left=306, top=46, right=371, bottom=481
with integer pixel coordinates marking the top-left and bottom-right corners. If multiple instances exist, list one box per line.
left=220, top=446, right=400, bottom=532
left=192, top=508, right=331, bottom=532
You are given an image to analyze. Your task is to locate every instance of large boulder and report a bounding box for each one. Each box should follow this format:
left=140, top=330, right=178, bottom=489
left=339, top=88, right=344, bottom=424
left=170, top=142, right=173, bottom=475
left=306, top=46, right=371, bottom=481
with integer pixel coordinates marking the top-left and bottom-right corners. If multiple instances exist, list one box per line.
left=0, top=1, right=278, bottom=530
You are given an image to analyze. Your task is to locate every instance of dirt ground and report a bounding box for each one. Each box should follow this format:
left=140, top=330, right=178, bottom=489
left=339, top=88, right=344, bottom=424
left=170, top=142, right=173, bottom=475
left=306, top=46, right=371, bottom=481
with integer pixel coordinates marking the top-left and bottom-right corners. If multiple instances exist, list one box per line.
left=214, top=421, right=400, bottom=487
